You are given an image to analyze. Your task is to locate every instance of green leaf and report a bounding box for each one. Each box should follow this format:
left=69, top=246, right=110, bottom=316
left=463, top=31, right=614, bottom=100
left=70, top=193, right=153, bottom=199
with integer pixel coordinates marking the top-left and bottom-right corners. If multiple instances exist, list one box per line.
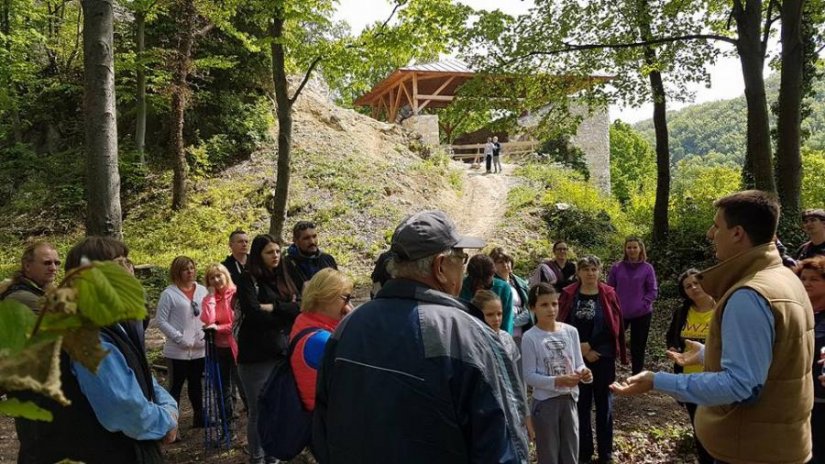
left=61, top=325, right=110, bottom=374
left=0, top=338, right=68, bottom=405
left=0, top=398, right=53, bottom=421
left=73, top=262, right=147, bottom=327
left=0, top=300, right=37, bottom=354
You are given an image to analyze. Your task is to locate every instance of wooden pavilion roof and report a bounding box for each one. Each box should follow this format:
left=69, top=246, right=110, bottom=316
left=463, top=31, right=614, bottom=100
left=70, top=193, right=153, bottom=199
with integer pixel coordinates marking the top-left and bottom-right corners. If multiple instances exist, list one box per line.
left=354, top=58, right=476, bottom=122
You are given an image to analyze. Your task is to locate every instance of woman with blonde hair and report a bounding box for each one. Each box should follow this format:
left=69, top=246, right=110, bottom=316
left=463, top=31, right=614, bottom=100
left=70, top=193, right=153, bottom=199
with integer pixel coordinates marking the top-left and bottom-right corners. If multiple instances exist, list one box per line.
left=289, top=268, right=354, bottom=411
left=157, top=255, right=208, bottom=427
left=200, top=263, right=239, bottom=434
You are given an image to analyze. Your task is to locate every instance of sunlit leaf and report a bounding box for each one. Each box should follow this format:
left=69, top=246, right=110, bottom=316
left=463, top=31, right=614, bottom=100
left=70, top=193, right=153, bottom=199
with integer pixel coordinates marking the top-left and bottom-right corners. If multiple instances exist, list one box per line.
left=0, top=300, right=37, bottom=354
left=0, top=398, right=53, bottom=421
left=73, top=262, right=147, bottom=327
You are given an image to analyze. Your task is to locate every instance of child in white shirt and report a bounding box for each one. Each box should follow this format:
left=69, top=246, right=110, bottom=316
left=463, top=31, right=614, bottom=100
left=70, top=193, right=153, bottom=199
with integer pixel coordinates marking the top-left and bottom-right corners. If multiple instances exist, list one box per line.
left=522, top=283, right=592, bottom=464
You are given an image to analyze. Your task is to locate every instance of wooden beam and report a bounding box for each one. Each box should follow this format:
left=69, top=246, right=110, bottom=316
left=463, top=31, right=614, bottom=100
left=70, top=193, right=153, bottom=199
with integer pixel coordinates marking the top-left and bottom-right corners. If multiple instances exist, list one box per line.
left=416, top=94, right=453, bottom=101
left=388, top=88, right=397, bottom=122
left=431, top=76, right=456, bottom=97
left=400, top=81, right=413, bottom=108
left=412, top=72, right=419, bottom=114
left=394, top=83, right=404, bottom=117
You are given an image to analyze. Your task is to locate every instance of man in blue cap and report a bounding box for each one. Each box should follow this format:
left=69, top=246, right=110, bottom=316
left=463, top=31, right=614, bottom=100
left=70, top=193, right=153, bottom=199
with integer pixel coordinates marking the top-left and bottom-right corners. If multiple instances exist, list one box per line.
left=313, top=210, right=529, bottom=464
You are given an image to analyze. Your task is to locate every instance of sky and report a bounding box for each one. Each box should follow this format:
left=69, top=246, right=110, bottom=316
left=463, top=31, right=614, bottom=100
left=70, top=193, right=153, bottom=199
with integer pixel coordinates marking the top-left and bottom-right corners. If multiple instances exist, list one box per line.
left=333, top=0, right=751, bottom=124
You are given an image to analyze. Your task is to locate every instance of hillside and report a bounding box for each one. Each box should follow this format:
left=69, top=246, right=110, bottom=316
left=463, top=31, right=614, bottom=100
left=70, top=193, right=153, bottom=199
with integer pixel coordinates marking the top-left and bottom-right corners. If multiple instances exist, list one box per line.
left=0, top=81, right=466, bottom=292
left=633, top=70, right=825, bottom=163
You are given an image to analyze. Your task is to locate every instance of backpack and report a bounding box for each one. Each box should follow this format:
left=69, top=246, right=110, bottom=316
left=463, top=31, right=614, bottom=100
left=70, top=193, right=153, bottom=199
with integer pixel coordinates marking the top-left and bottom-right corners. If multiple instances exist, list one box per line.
left=257, top=326, right=319, bottom=460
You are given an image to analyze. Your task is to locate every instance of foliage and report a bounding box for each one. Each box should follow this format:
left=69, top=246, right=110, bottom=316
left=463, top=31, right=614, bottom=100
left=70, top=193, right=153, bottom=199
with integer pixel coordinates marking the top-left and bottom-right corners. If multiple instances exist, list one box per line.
left=514, top=163, right=641, bottom=261
left=801, top=149, right=825, bottom=209
left=610, top=121, right=657, bottom=205
left=537, top=135, right=590, bottom=180
left=0, top=262, right=147, bottom=421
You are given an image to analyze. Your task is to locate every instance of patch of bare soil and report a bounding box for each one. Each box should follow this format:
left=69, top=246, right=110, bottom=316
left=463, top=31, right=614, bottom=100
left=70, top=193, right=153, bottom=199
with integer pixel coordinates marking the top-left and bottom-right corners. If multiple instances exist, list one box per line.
left=446, top=162, right=519, bottom=242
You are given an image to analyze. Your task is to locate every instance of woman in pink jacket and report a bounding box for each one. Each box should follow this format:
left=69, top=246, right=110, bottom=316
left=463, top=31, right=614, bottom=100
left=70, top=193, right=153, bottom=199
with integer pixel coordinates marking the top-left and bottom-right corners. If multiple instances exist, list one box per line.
left=200, top=263, right=239, bottom=433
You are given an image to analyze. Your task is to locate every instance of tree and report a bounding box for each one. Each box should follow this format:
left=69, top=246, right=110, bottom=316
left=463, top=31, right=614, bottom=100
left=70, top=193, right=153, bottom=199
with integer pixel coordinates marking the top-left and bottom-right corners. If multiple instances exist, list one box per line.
left=610, top=121, right=656, bottom=206
left=81, top=0, right=122, bottom=238
left=168, top=0, right=197, bottom=210
left=126, top=0, right=162, bottom=165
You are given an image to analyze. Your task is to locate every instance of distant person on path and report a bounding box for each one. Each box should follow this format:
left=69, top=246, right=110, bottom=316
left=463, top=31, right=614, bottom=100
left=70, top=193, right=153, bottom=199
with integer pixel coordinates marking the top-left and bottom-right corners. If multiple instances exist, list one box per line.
left=490, top=247, right=532, bottom=344
left=558, top=256, right=626, bottom=464
left=492, top=136, right=503, bottom=173
left=222, top=230, right=250, bottom=287
left=313, top=210, right=529, bottom=463
left=285, top=221, right=338, bottom=294
left=200, top=263, right=240, bottom=435
left=290, top=268, right=354, bottom=412
left=664, top=269, right=715, bottom=464
left=797, top=256, right=825, bottom=464
left=797, top=208, right=825, bottom=260
left=0, top=240, right=60, bottom=312
left=16, top=237, right=178, bottom=464
left=522, top=282, right=592, bottom=464
left=611, top=190, right=815, bottom=464
left=485, top=136, right=494, bottom=173
left=472, top=289, right=520, bottom=366
left=156, top=256, right=208, bottom=428
left=460, top=253, right=516, bottom=334
left=607, top=237, right=658, bottom=375
left=236, top=234, right=300, bottom=464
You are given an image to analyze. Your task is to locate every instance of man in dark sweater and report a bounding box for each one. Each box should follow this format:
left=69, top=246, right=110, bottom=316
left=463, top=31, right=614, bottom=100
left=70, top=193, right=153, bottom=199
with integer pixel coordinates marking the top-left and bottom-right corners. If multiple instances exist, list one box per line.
left=285, top=221, right=337, bottom=294
left=798, top=209, right=825, bottom=260
left=221, top=229, right=249, bottom=287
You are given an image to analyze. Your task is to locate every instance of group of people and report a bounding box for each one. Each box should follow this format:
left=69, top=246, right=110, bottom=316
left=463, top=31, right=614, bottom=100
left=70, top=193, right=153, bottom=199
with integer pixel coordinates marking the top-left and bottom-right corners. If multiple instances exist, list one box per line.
left=2, top=195, right=824, bottom=464
left=471, top=135, right=504, bottom=173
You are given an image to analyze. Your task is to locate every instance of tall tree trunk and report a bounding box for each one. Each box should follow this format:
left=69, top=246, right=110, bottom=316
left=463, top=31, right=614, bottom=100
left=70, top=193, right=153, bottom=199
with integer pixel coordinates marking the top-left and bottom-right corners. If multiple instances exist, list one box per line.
left=1, top=0, right=22, bottom=144
left=169, top=0, right=195, bottom=210
left=268, top=15, right=293, bottom=240
left=636, top=0, right=670, bottom=244
left=81, top=0, right=122, bottom=238
left=135, top=11, right=147, bottom=164
left=775, top=0, right=803, bottom=219
left=734, top=0, right=776, bottom=192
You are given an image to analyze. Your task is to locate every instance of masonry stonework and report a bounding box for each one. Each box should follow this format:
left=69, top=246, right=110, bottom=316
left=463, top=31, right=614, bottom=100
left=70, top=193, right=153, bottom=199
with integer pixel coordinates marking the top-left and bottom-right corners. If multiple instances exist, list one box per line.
left=570, top=104, right=611, bottom=194
left=401, top=115, right=440, bottom=147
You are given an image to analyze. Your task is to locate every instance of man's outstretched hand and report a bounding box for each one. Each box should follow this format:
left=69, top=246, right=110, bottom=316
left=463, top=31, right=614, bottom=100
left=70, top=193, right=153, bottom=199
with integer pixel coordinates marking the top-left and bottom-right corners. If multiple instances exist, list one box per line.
left=610, top=371, right=655, bottom=396
left=666, top=339, right=704, bottom=367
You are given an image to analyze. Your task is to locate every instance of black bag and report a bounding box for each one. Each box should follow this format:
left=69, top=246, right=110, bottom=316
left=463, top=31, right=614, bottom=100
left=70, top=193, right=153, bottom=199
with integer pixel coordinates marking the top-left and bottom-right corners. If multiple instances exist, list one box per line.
left=257, top=327, right=319, bottom=460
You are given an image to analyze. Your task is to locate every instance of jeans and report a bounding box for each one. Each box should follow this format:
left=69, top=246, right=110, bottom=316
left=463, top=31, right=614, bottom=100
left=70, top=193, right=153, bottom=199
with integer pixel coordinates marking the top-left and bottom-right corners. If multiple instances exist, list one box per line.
left=625, top=313, right=652, bottom=375
left=485, top=154, right=492, bottom=172
left=493, top=155, right=502, bottom=173
left=812, top=402, right=825, bottom=464
left=166, top=357, right=205, bottom=421
left=238, top=360, right=278, bottom=463
left=578, top=356, right=615, bottom=463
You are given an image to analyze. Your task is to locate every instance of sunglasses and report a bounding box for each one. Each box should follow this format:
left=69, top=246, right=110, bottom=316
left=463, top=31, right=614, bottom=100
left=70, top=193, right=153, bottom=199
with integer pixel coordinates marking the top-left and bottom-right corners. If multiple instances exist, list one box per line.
left=191, top=300, right=201, bottom=317
left=340, top=294, right=353, bottom=305
left=42, top=260, right=61, bottom=266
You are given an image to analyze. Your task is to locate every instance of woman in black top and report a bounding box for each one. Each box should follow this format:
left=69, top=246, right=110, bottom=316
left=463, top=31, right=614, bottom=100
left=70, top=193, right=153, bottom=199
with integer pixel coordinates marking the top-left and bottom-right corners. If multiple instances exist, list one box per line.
left=549, top=241, right=577, bottom=292
left=236, top=234, right=300, bottom=464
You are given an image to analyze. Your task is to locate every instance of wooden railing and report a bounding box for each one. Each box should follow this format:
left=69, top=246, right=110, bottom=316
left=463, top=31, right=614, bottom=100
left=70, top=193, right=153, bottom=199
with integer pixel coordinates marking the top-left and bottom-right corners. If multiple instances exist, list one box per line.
left=444, top=141, right=541, bottom=160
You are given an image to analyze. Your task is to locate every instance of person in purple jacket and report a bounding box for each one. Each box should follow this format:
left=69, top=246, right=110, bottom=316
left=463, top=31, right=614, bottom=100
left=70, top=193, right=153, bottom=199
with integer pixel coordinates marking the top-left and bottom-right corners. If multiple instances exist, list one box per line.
left=607, top=237, right=658, bottom=375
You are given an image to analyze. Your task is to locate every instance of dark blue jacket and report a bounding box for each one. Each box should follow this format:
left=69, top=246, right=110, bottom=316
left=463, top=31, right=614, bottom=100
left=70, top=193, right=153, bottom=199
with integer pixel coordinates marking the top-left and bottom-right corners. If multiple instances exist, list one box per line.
left=312, top=279, right=529, bottom=464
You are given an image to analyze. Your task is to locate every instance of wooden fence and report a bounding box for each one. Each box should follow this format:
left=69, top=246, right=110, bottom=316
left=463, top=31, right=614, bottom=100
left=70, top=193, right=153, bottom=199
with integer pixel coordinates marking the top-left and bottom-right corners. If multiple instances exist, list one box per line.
left=444, top=141, right=541, bottom=160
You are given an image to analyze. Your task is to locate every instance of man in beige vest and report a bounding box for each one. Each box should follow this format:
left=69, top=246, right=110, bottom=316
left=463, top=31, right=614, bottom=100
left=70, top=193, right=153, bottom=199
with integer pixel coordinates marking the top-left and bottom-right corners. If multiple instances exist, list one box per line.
left=611, top=190, right=814, bottom=464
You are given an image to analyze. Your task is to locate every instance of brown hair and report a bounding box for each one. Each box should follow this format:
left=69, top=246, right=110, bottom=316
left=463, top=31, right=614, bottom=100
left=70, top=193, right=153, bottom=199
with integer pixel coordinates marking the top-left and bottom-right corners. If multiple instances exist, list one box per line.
left=488, top=247, right=513, bottom=264
left=797, top=256, right=825, bottom=278
left=301, top=268, right=353, bottom=313
left=64, top=237, right=128, bottom=271
left=169, top=256, right=196, bottom=285
left=22, top=240, right=56, bottom=267
left=622, top=236, right=648, bottom=262
left=714, top=190, right=780, bottom=246
left=527, top=282, right=558, bottom=308
left=471, top=289, right=501, bottom=310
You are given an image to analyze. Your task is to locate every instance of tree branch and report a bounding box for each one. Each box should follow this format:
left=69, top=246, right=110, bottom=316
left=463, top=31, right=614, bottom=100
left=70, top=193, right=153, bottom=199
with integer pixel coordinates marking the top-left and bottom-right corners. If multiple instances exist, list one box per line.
left=502, top=33, right=738, bottom=66
left=289, top=55, right=323, bottom=104
left=761, top=0, right=777, bottom=53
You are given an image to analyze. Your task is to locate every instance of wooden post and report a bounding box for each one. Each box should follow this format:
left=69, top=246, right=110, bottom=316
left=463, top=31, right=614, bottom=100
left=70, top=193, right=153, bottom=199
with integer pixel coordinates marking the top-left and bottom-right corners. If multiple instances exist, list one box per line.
left=412, top=72, right=419, bottom=114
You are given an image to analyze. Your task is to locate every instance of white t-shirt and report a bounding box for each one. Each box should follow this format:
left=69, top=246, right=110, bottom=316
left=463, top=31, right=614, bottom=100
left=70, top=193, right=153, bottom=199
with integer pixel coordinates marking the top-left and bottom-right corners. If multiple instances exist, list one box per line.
left=521, top=323, right=587, bottom=401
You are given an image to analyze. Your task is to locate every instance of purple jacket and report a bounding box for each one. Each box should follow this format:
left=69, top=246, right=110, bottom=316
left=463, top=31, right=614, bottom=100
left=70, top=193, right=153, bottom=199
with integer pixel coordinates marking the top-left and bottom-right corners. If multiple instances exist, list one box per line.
left=607, top=260, right=658, bottom=319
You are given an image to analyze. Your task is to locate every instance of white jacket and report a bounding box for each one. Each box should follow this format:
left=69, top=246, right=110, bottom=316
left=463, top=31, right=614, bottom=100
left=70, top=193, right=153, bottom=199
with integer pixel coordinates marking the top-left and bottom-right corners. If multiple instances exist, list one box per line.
left=156, top=284, right=208, bottom=360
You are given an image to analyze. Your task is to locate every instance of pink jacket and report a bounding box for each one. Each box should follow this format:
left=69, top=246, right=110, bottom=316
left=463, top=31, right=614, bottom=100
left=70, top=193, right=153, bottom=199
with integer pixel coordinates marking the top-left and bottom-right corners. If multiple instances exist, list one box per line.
left=200, top=286, right=238, bottom=361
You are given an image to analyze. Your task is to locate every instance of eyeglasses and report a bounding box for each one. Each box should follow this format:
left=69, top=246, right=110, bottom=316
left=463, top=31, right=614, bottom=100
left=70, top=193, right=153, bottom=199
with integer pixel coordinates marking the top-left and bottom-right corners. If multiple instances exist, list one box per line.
left=555, top=247, right=569, bottom=251
left=448, top=250, right=469, bottom=264
left=191, top=300, right=201, bottom=317
left=42, top=260, right=61, bottom=266
left=340, top=294, right=353, bottom=305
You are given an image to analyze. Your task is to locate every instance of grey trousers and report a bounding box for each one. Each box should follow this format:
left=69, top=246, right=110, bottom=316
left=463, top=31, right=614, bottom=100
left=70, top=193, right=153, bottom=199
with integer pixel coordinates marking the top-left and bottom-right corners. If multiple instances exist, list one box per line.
left=532, top=395, right=579, bottom=464
left=238, top=360, right=278, bottom=463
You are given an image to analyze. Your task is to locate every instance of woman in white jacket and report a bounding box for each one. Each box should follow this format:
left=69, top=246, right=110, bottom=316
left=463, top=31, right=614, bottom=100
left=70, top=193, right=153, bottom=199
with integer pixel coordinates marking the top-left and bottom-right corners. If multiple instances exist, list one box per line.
left=157, top=256, right=208, bottom=428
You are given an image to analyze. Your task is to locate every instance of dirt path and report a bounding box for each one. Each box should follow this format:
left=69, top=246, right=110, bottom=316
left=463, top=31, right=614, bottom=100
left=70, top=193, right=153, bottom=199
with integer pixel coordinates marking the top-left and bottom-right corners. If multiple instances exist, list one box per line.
left=450, top=162, right=518, bottom=241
